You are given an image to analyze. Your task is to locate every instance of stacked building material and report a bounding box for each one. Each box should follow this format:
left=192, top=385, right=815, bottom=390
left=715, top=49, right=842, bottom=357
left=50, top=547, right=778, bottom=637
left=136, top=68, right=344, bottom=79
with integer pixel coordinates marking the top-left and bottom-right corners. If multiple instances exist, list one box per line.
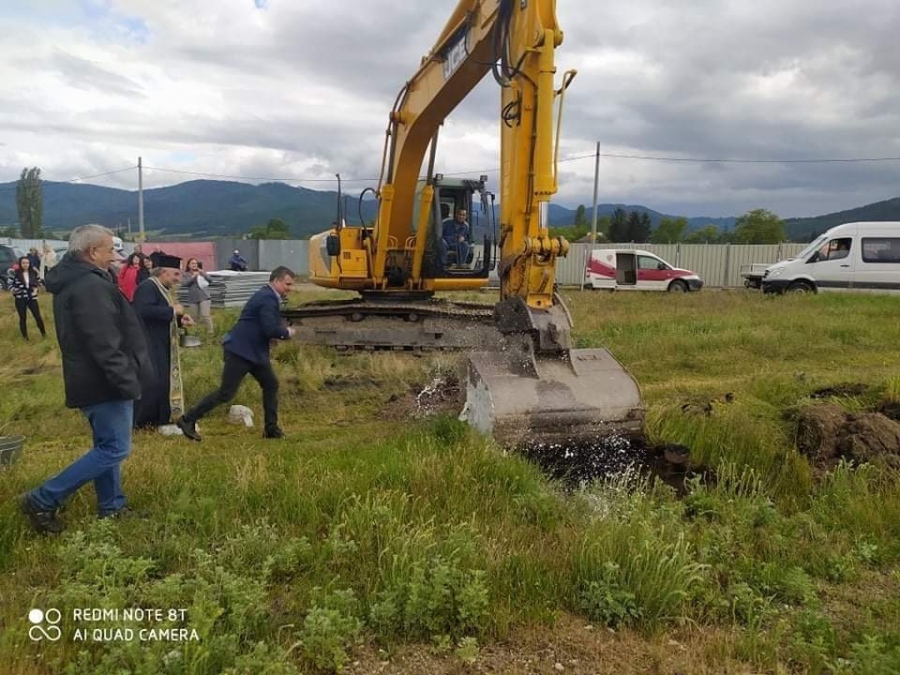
left=178, top=271, right=272, bottom=308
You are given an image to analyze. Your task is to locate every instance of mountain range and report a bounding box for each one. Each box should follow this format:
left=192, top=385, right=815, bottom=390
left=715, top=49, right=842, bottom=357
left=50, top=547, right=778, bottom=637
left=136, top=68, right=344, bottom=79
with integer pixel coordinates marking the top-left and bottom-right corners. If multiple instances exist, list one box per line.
left=1, top=179, right=898, bottom=242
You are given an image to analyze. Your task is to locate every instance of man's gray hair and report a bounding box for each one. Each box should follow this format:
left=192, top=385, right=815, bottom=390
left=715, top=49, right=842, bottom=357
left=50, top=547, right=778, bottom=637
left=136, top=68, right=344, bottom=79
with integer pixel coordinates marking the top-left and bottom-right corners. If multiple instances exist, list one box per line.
left=68, top=224, right=114, bottom=259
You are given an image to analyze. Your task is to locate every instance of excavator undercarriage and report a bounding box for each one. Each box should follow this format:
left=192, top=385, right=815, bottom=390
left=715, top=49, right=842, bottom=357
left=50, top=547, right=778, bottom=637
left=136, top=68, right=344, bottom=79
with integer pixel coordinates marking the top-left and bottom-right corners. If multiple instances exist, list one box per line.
left=284, top=297, right=499, bottom=351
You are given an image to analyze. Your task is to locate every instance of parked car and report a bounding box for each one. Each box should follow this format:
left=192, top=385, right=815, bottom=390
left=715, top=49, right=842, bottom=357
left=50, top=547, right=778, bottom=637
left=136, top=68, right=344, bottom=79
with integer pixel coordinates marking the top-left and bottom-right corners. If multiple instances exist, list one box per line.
left=762, top=222, right=900, bottom=294
left=585, top=248, right=703, bottom=292
left=0, top=244, right=26, bottom=290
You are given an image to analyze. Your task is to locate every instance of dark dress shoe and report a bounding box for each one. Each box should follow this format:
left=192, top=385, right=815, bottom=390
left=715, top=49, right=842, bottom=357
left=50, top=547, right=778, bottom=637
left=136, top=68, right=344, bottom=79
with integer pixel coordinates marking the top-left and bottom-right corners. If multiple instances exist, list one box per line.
left=263, top=427, right=285, bottom=439
left=176, top=416, right=202, bottom=441
left=18, top=493, right=64, bottom=535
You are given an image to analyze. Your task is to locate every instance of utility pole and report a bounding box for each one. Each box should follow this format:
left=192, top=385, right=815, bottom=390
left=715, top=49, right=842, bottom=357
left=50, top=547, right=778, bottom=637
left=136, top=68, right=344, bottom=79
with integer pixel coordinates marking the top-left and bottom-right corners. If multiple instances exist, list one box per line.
left=137, top=156, right=145, bottom=242
left=581, top=142, right=602, bottom=292
left=590, top=141, right=600, bottom=244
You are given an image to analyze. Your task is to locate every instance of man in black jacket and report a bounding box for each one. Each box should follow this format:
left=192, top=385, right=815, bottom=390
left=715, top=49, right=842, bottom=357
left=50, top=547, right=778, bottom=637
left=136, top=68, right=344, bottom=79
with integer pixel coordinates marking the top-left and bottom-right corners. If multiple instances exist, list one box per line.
left=18, top=224, right=151, bottom=534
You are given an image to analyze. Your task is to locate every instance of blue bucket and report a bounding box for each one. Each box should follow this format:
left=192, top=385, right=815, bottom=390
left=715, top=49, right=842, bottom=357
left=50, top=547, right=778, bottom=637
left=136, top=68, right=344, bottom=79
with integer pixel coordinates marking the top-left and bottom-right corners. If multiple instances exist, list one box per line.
left=0, top=435, right=25, bottom=467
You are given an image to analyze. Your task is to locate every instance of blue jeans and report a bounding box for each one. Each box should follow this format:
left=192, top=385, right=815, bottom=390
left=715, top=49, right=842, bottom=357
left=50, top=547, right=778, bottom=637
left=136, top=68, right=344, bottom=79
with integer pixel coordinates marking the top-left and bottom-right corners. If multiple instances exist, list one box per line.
left=440, top=238, right=471, bottom=266
left=30, top=399, right=134, bottom=516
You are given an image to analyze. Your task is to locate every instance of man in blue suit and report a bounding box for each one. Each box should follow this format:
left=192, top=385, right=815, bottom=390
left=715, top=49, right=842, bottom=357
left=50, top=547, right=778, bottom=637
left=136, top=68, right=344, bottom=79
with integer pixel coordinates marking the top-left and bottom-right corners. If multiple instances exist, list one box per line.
left=177, top=266, right=296, bottom=441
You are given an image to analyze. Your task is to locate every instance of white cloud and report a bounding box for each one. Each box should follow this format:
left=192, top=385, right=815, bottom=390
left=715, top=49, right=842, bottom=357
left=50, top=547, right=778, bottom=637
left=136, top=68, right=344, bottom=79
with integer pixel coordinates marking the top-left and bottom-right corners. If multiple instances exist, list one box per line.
left=1, top=0, right=899, bottom=218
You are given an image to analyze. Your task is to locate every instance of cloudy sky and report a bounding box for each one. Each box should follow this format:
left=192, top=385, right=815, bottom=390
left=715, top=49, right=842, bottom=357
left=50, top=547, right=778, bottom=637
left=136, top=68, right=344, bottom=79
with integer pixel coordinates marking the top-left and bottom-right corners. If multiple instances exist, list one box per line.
left=2, top=0, right=899, bottom=219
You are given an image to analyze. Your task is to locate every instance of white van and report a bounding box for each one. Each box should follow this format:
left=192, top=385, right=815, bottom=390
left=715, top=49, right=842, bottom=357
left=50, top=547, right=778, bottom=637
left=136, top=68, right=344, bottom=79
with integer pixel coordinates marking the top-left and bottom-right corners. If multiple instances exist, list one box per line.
left=762, top=222, right=900, bottom=294
left=585, top=248, right=703, bottom=292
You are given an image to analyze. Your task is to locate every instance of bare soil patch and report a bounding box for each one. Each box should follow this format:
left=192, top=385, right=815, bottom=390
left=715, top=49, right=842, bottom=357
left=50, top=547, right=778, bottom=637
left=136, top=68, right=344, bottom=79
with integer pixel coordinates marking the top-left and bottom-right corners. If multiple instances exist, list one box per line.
left=344, top=613, right=739, bottom=675
left=809, top=383, right=870, bottom=399
left=381, top=374, right=465, bottom=421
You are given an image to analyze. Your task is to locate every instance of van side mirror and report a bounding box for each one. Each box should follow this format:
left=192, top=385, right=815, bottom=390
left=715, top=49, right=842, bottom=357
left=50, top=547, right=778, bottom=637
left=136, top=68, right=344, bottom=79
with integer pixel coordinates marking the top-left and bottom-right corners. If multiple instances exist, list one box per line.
left=657, top=262, right=666, bottom=270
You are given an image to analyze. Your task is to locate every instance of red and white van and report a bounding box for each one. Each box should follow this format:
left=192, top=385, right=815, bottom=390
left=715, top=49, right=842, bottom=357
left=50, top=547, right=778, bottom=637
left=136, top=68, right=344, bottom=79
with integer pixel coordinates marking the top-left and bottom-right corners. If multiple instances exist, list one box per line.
left=585, top=249, right=703, bottom=292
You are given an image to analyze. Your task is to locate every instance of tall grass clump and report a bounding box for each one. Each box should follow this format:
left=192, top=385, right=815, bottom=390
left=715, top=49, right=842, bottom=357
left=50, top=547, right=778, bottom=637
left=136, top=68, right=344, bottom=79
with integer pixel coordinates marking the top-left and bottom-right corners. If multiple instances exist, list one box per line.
left=569, top=474, right=704, bottom=630
left=647, top=402, right=813, bottom=503
left=808, top=462, right=900, bottom=563
left=682, top=465, right=821, bottom=624
left=324, top=490, right=490, bottom=644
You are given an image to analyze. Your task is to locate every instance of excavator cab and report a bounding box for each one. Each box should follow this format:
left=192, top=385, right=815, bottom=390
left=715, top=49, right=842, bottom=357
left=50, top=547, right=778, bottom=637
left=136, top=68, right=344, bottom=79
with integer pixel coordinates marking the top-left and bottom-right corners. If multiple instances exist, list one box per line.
left=415, top=175, right=495, bottom=281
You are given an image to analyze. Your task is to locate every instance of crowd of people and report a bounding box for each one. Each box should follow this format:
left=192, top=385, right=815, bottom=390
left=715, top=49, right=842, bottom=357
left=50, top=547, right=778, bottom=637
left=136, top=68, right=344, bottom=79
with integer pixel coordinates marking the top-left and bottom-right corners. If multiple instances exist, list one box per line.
left=14, top=225, right=297, bottom=535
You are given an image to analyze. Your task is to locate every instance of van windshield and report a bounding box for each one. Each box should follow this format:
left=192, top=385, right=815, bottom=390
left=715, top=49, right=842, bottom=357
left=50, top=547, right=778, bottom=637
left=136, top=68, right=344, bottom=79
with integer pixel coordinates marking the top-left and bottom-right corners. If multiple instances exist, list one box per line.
left=795, top=234, right=827, bottom=261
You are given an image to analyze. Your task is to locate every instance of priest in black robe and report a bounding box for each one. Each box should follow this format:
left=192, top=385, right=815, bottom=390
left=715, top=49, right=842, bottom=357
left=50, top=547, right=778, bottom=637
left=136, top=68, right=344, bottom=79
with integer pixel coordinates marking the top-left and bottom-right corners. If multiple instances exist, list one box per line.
left=132, top=253, right=194, bottom=430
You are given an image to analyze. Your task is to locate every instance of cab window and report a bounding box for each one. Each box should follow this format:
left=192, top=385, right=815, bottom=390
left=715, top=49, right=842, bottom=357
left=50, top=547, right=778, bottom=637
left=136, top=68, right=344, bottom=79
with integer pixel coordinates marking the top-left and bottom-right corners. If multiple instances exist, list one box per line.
left=813, top=237, right=852, bottom=262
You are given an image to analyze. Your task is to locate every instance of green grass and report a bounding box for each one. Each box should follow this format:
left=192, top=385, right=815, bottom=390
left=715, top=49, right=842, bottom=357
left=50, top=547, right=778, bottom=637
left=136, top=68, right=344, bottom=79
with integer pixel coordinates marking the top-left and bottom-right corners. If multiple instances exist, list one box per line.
left=1, top=288, right=900, bottom=673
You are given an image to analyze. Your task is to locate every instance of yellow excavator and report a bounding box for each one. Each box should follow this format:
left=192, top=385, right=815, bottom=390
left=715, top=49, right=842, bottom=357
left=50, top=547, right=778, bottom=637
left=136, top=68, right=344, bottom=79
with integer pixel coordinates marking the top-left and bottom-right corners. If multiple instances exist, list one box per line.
left=286, top=0, right=644, bottom=447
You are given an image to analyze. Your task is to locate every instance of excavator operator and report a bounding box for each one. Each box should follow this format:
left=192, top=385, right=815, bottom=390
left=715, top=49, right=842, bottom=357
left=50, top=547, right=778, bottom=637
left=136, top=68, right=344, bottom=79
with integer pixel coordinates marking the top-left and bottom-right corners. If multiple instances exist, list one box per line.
left=440, top=208, right=472, bottom=268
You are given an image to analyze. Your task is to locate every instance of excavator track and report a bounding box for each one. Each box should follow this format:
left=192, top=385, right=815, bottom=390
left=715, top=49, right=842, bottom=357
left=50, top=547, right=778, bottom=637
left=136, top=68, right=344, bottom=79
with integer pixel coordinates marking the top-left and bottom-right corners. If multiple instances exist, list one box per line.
left=282, top=299, right=507, bottom=351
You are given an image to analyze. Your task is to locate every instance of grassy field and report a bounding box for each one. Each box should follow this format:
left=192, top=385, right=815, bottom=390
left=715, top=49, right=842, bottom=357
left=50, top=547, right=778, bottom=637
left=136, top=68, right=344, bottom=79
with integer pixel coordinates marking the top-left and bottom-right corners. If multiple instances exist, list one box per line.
left=1, top=286, right=899, bottom=674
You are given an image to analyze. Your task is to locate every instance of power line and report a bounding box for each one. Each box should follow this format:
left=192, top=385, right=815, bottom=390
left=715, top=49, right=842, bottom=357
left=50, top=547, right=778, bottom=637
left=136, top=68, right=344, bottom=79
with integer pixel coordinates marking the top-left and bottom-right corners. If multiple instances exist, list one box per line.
left=67, top=166, right=136, bottom=181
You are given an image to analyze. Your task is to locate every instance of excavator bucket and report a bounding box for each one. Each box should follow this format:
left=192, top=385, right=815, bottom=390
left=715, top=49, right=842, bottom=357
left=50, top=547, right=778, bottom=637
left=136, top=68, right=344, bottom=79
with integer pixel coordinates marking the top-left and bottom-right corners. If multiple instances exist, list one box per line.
left=464, top=340, right=644, bottom=448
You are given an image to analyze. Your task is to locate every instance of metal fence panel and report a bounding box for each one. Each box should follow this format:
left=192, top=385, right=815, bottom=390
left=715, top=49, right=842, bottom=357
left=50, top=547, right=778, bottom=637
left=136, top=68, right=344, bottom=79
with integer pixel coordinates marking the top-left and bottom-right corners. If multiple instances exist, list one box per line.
left=258, top=240, right=309, bottom=275
left=215, top=239, right=259, bottom=271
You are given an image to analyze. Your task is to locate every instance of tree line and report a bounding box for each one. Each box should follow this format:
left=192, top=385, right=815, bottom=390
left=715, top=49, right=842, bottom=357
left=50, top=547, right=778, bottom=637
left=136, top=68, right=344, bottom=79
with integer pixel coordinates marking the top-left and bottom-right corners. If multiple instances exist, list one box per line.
left=551, top=206, right=787, bottom=245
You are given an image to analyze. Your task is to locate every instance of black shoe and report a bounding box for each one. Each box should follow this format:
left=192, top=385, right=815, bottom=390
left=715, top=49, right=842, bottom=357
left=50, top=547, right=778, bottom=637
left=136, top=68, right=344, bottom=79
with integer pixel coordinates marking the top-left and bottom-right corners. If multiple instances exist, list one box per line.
left=176, top=416, right=202, bottom=441
left=98, top=506, right=149, bottom=520
left=263, top=427, right=285, bottom=439
left=18, top=493, right=64, bottom=535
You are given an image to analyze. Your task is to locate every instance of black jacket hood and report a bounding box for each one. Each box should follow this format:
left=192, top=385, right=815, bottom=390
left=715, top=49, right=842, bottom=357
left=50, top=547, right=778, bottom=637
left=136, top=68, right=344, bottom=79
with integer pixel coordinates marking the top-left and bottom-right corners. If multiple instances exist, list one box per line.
left=44, top=254, right=110, bottom=295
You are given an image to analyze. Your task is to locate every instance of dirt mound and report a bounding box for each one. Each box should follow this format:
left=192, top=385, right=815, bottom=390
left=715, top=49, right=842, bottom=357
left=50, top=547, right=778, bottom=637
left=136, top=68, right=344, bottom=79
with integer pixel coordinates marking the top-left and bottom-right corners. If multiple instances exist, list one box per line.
left=795, top=403, right=900, bottom=473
